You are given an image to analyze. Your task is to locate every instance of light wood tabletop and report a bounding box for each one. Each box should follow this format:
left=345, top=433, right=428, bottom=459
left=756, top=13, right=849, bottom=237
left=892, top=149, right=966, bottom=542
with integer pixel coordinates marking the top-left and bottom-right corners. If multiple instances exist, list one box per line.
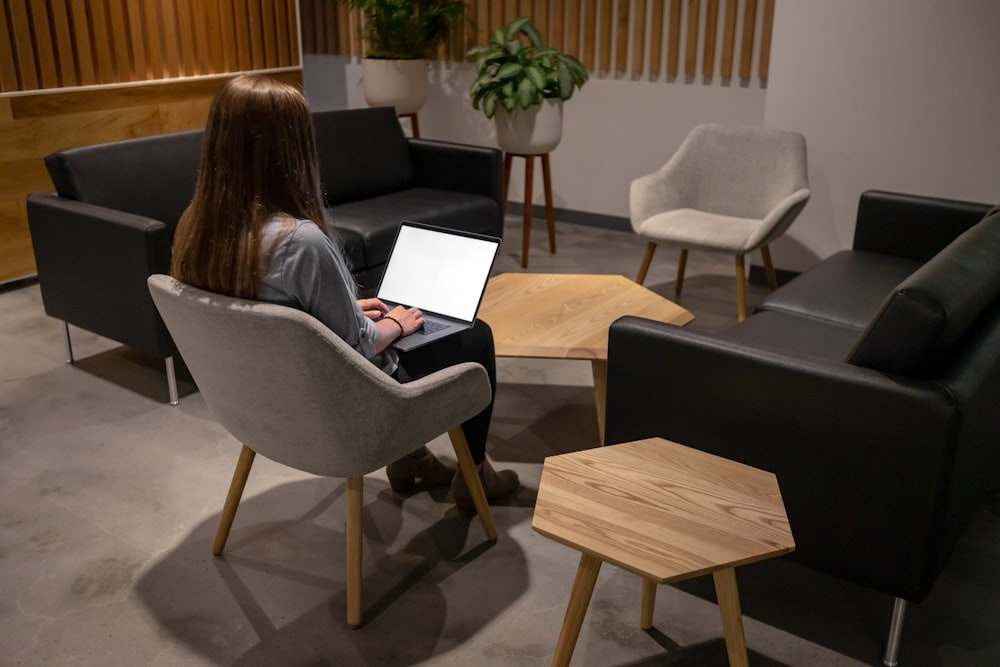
left=477, top=273, right=693, bottom=443
left=533, top=437, right=794, bottom=667
left=478, top=273, right=694, bottom=360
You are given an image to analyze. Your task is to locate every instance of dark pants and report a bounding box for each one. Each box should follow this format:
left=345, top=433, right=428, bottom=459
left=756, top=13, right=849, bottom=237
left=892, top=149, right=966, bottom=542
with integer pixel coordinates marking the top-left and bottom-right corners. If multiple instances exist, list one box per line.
left=395, top=320, right=496, bottom=464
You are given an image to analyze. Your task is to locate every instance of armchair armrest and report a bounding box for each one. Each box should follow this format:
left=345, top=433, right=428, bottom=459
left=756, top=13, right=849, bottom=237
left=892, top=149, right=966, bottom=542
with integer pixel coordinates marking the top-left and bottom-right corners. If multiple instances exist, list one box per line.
left=853, top=190, right=993, bottom=261
left=628, top=163, right=690, bottom=230
left=409, top=140, right=503, bottom=219
left=395, top=361, right=492, bottom=448
left=26, top=192, right=175, bottom=357
left=605, top=315, right=958, bottom=601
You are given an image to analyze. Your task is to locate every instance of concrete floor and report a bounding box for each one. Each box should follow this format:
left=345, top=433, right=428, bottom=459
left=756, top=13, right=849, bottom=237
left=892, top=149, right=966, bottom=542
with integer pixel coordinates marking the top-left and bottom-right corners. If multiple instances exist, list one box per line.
left=2, top=219, right=998, bottom=666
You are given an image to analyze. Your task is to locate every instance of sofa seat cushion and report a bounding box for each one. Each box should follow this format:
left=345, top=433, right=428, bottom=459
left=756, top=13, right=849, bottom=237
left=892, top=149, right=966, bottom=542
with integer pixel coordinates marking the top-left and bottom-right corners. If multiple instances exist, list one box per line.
left=758, top=250, right=922, bottom=329
left=848, top=211, right=1000, bottom=376
left=329, top=187, right=501, bottom=271
left=718, top=311, right=862, bottom=362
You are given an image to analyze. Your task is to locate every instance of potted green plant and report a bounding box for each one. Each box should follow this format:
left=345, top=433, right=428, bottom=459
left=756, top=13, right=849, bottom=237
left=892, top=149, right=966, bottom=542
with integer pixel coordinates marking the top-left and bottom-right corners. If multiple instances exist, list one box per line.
left=337, top=0, right=466, bottom=114
left=467, top=16, right=589, bottom=154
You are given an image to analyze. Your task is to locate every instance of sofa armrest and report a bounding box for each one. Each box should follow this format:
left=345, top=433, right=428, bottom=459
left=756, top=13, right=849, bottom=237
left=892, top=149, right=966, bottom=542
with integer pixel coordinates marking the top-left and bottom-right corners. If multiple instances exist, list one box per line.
left=26, top=192, right=175, bottom=357
left=408, top=140, right=503, bottom=232
left=605, top=315, right=958, bottom=601
left=853, top=190, right=993, bottom=261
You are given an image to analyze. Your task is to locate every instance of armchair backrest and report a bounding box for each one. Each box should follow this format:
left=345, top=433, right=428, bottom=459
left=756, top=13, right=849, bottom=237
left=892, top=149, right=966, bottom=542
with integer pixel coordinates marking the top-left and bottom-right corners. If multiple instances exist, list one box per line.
left=147, top=275, right=489, bottom=478
left=667, top=123, right=809, bottom=219
left=44, top=130, right=203, bottom=231
left=313, top=107, right=415, bottom=205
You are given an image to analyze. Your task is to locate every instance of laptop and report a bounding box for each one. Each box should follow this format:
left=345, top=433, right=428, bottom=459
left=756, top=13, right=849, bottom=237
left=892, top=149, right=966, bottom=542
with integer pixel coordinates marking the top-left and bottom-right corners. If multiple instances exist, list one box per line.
left=375, top=221, right=501, bottom=352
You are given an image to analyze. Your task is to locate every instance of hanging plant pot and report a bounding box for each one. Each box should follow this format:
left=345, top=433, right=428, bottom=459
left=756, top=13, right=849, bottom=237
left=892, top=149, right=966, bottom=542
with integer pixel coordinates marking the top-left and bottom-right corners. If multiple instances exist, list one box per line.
left=362, top=58, right=428, bottom=115
left=494, top=98, right=564, bottom=155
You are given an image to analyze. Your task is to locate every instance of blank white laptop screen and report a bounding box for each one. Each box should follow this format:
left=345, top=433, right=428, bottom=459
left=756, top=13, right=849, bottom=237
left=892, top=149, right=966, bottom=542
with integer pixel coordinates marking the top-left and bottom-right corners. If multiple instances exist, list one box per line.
left=377, top=223, right=499, bottom=322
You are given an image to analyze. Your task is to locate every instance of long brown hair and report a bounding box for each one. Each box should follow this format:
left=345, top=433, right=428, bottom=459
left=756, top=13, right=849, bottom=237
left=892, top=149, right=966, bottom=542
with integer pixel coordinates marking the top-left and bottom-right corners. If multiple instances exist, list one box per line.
left=171, top=74, right=328, bottom=298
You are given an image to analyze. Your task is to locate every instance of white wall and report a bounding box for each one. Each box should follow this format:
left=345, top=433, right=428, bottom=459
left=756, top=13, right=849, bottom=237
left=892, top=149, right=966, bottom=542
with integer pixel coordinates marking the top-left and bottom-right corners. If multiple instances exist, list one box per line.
left=765, top=0, right=1000, bottom=269
left=303, top=0, right=1000, bottom=271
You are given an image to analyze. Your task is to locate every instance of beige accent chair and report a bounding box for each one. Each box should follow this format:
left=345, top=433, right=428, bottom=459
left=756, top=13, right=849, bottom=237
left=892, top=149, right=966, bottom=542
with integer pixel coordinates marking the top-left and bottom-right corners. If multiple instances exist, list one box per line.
left=630, top=124, right=811, bottom=320
left=147, top=274, right=497, bottom=628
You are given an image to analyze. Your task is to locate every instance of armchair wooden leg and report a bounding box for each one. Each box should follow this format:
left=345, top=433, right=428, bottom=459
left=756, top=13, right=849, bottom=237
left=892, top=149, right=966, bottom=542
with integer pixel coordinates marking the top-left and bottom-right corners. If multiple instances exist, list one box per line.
left=448, top=427, right=498, bottom=541
left=761, top=244, right=779, bottom=291
left=212, top=445, right=256, bottom=556
left=640, top=578, right=657, bottom=629
left=675, top=248, right=689, bottom=297
left=636, top=242, right=657, bottom=285
left=346, top=476, right=363, bottom=628
left=735, top=255, right=748, bottom=322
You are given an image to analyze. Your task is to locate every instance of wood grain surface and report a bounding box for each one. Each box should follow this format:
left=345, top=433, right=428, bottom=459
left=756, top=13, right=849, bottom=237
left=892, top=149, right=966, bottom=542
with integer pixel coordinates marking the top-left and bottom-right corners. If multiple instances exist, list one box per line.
left=532, top=437, right=794, bottom=583
left=477, top=273, right=693, bottom=360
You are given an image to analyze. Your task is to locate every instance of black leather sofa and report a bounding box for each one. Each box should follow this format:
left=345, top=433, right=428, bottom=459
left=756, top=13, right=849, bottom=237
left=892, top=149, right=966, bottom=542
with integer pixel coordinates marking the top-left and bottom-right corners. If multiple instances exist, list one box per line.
left=604, top=190, right=1000, bottom=664
left=26, top=107, right=503, bottom=403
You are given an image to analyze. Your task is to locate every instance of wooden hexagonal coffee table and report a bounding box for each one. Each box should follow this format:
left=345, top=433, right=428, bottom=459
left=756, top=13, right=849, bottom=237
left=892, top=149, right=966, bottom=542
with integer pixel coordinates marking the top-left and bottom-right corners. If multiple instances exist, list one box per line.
left=533, top=437, right=795, bottom=667
left=477, top=273, right=693, bottom=443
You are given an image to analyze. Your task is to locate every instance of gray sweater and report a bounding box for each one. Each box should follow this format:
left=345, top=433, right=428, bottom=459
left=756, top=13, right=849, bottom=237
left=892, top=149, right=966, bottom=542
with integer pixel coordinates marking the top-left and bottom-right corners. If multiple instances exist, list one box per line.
left=257, top=216, right=398, bottom=374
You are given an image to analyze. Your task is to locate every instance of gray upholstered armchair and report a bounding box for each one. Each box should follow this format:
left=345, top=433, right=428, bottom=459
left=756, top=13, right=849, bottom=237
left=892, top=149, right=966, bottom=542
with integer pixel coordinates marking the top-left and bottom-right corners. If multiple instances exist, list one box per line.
left=630, top=123, right=811, bottom=320
left=147, top=274, right=498, bottom=627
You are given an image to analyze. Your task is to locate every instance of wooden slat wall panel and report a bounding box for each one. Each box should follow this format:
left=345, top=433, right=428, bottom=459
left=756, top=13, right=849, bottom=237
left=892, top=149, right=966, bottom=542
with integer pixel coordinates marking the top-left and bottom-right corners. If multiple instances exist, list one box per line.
left=685, top=0, right=700, bottom=76
left=740, top=0, right=757, bottom=79
left=649, top=0, right=665, bottom=77
left=0, top=0, right=302, bottom=93
left=297, top=0, right=771, bottom=85
left=667, top=0, right=682, bottom=77
left=1, top=71, right=304, bottom=283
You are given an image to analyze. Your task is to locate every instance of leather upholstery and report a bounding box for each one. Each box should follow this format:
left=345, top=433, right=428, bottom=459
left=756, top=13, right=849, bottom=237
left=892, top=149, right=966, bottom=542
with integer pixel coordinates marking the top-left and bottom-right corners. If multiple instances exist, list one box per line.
left=27, top=108, right=503, bottom=369
left=849, top=211, right=1000, bottom=376
left=605, top=191, right=1000, bottom=605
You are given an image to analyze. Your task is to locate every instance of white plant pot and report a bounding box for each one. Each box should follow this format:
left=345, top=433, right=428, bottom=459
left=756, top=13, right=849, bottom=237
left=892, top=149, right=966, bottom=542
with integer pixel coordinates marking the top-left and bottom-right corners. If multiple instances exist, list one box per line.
left=362, top=58, right=428, bottom=115
left=494, top=99, right=564, bottom=154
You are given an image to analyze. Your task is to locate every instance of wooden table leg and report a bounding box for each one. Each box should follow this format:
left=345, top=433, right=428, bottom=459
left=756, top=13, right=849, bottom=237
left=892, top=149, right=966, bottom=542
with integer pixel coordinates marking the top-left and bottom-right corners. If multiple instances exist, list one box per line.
left=713, top=567, right=749, bottom=667
left=552, top=553, right=603, bottom=667
left=522, top=155, right=535, bottom=268
left=591, top=359, right=608, bottom=445
left=640, top=578, right=657, bottom=629
left=542, top=153, right=556, bottom=254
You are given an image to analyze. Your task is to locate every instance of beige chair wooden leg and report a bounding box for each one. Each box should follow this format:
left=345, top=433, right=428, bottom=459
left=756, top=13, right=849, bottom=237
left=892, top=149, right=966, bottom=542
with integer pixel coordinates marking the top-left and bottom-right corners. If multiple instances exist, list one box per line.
left=552, top=553, right=603, bottom=667
left=346, top=476, right=363, bottom=628
left=713, top=567, right=749, bottom=667
left=761, top=244, right=778, bottom=291
left=675, top=248, right=689, bottom=296
left=636, top=242, right=657, bottom=285
left=212, top=445, right=256, bottom=556
left=735, top=255, right=748, bottom=322
left=591, top=359, right=607, bottom=445
left=640, top=578, right=657, bottom=629
left=448, top=427, right=498, bottom=541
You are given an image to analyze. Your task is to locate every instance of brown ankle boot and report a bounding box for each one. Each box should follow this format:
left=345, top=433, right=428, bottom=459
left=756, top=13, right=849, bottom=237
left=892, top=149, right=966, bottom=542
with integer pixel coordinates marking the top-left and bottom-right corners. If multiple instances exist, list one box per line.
left=453, top=459, right=519, bottom=513
left=386, top=446, right=456, bottom=492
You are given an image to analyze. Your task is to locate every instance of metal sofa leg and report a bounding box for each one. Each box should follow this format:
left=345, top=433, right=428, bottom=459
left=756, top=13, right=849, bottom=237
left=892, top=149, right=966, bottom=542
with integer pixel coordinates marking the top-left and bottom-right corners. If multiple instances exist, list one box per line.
left=64, top=322, right=75, bottom=363
left=165, top=356, right=179, bottom=406
left=883, top=597, right=907, bottom=666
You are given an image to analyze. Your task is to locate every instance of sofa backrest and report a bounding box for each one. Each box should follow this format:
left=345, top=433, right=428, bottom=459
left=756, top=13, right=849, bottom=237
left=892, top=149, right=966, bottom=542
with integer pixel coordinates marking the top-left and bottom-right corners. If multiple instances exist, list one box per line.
left=313, top=107, right=414, bottom=205
left=44, top=129, right=203, bottom=230
left=847, top=210, right=1000, bottom=376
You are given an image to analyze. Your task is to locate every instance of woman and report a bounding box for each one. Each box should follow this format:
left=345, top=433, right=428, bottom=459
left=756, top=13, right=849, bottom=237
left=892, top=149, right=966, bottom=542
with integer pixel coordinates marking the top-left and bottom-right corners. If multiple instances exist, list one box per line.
left=171, top=74, right=517, bottom=510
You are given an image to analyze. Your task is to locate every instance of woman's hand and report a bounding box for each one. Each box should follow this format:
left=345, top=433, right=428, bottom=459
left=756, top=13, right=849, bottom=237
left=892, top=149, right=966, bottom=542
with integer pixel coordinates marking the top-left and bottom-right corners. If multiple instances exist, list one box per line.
left=385, top=305, right=424, bottom=336
left=358, top=298, right=389, bottom=321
